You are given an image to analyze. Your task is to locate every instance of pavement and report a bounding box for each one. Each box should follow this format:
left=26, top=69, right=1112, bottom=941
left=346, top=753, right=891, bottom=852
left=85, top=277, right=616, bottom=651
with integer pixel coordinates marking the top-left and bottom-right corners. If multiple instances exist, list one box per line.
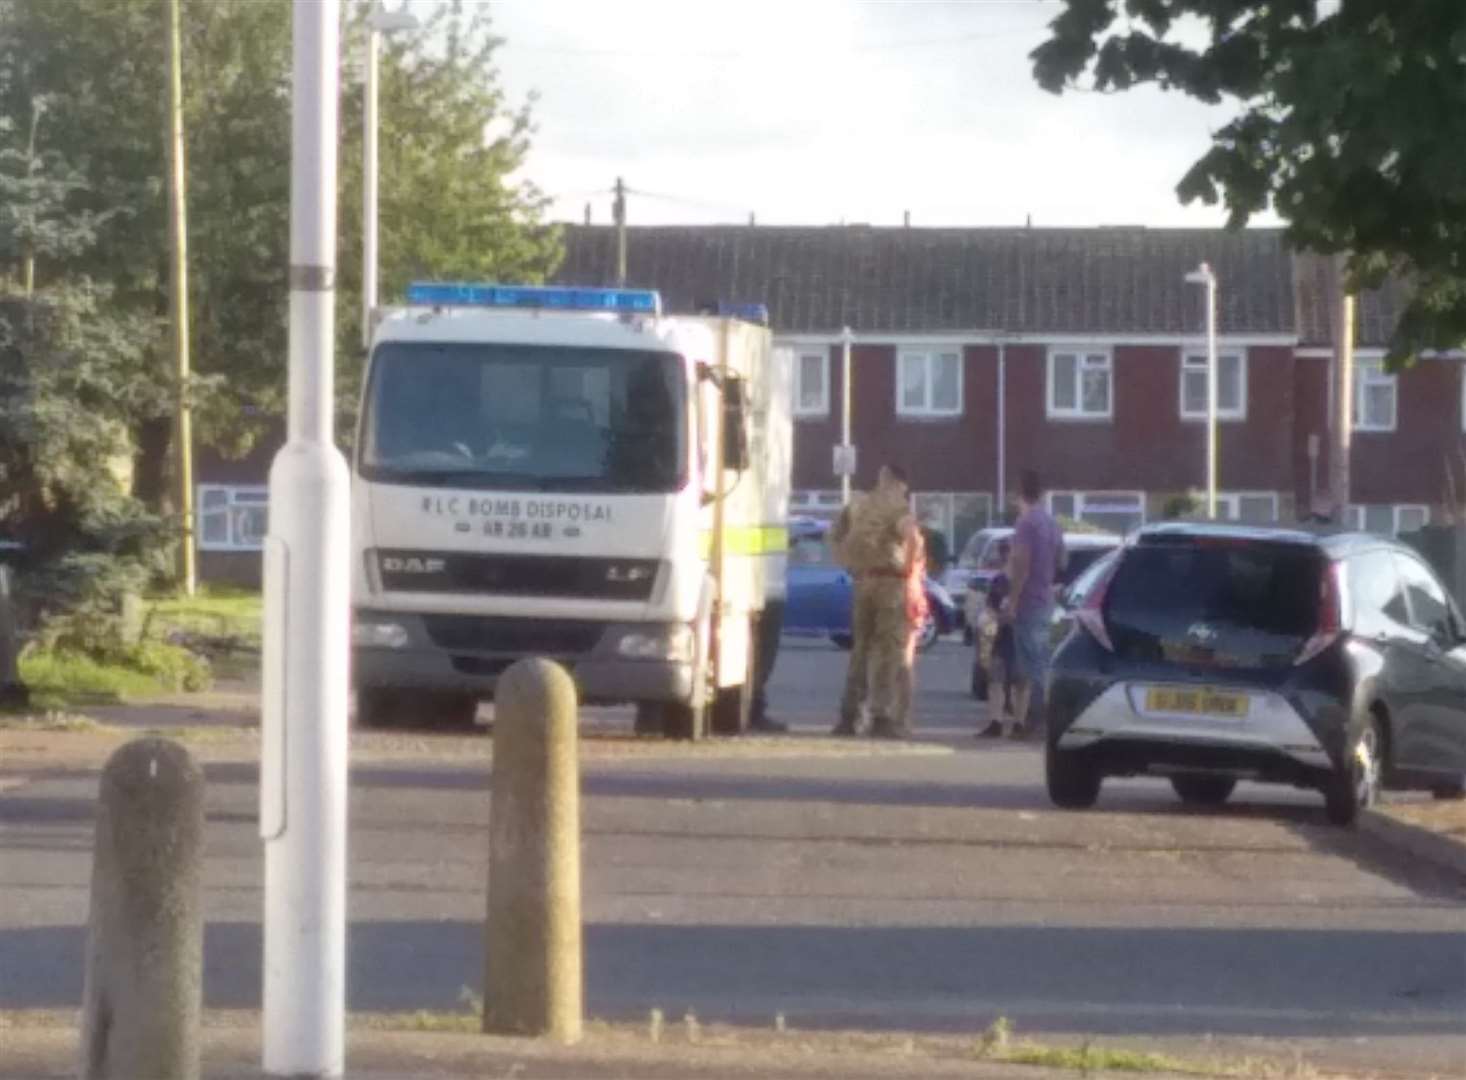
left=2, top=638, right=1465, bottom=1078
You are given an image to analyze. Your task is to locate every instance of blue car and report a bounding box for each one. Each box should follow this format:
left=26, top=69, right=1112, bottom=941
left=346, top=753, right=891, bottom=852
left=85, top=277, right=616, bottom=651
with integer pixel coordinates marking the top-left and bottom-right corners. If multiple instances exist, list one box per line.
left=784, top=518, right=958, bottom=652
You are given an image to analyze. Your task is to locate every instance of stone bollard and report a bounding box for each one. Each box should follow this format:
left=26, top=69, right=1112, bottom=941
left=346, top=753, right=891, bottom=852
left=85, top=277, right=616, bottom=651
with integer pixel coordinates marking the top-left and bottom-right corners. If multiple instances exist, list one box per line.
left=0, top=565, right=27, bottom=709
left=80, top=737, right=205, bottom=1080
left=484, top=658, right=583, bottom=1043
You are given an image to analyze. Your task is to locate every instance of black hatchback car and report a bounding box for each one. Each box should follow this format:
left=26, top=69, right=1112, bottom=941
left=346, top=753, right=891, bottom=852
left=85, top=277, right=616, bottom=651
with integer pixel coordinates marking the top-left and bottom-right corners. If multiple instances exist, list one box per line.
left=1045, top=523, right=1466, bottom=825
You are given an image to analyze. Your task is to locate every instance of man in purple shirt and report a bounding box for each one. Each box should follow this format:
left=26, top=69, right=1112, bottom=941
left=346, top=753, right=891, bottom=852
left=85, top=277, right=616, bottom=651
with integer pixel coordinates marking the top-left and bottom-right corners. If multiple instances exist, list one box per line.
left=1000, top=469, right=1064, bottom=738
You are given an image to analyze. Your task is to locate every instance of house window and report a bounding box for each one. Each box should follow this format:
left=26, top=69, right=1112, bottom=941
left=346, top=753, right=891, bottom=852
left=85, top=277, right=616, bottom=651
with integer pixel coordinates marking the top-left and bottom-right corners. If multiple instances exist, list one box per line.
left=896, top=348, right=962, bottom=418
left=1353, top=359, right=1397, bottom=432
left=1209, top=491, right=1278, bottom=523
left=1348, top=504, right=1430, bottom=536
left=790, top=490, right=843, bottom=520
left=913, top=492, right=993, bottom=569
left=793, top=349, right=829, bottom=418
left=1047, top=490, right=1145, bottom=535
left=1047, top=349, right=1112, bottom=420
left=1180, top=352, right=1246, bottom=420
left=197, top=485, right=268, bottom=552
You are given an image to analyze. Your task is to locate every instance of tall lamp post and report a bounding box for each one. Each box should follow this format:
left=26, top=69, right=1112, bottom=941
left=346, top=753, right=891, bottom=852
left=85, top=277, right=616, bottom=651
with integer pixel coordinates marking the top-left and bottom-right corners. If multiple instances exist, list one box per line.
left=362, top=2, right=419, bottom=348
left=1185, top=263, right=1219, bottom=519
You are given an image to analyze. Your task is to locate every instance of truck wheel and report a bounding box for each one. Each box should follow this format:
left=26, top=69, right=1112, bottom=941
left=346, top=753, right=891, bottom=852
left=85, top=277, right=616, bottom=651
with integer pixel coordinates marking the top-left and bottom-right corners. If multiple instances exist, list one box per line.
left=710, top=685, right=749, bottom=736
left=357, top=687, right=406, bottom=730
left=634, top=701, right=706, bottom=740
left=424, top=692, right=479, bottom=732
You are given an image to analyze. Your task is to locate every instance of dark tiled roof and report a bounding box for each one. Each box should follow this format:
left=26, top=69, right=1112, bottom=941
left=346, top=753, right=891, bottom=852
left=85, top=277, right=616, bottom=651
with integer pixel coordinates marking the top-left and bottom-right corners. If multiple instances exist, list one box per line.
left=1292, top=252, right=1408, bottom=349
left=554, top=225, right=1300, bottom=337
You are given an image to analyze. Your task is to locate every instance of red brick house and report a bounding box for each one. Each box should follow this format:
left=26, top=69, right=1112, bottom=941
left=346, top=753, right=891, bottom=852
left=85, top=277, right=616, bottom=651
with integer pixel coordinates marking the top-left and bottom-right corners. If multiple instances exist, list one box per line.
left=558, top=225, right=1465, bottom=556
left=194, top=224, right=1465, bottom=581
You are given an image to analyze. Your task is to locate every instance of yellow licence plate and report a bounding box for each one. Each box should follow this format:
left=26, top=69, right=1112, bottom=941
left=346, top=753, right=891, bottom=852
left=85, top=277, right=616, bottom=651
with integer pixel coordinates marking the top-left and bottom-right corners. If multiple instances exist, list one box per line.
left=1145, top=687, right=1249, bottom=717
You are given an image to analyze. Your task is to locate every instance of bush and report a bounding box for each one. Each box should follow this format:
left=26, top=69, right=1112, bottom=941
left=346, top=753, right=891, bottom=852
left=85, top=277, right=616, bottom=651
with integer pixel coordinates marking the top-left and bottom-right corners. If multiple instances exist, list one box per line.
left=119, top=640, right=212, bottom=692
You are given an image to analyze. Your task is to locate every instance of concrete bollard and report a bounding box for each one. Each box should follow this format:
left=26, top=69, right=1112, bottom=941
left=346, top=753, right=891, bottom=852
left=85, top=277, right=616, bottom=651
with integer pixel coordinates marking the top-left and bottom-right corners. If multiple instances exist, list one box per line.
left=80, top=737, right=205, bottom=1080
left=484, top=658, right=583, bottom=1043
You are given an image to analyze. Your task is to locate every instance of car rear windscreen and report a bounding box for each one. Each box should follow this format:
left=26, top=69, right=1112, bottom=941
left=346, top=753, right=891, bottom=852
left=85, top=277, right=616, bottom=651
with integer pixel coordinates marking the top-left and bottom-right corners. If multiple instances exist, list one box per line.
left=1105, top=540, right=1323, bottom=668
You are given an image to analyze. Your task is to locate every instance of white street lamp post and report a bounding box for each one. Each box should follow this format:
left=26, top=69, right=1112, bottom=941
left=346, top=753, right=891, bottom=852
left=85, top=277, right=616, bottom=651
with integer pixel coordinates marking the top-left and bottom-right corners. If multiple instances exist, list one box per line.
left=1185, top=263, right=1219, bottom=519
left=362, top=2, right=419, bottom=349
left=263, top=2, right=350, bottom=1075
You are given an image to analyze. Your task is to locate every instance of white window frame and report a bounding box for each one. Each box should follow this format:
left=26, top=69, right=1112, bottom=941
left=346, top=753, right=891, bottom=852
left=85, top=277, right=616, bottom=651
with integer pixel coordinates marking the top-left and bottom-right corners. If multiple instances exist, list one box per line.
left=1046, top=347, right=1113, bottom=421
left=196, top=484, right=269, bottom=552
left=790, top=490, right=843, bottom=520
left=1046, top=490, right=1146, bottom=529
left=792, top=348, right=830, bottom=418
left=895, top=346, right=963, bottom=419
left=1347, top=504, right=1431, bottom=536
left=1179, top=350, right=1247, bottom=421
left=1353, top=358, right=1397, bottom=433
left=1207, top=490, right=1279, bottom=523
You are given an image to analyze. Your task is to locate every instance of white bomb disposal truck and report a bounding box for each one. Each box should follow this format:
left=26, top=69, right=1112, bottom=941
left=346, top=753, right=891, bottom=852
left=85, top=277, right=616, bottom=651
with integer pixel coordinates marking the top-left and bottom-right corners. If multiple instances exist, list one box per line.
left=350, top=283, right=792, bottom=738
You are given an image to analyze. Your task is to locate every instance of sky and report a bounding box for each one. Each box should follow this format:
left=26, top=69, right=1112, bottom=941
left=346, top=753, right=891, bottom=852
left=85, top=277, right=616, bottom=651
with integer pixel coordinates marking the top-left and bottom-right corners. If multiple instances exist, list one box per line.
left=474, top=0, right=1272, bottom=230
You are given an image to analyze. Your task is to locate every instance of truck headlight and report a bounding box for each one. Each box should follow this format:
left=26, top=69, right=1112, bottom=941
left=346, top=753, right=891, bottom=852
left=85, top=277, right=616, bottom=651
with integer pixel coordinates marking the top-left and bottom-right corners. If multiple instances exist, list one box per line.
left=616, top=625, right=694, bottom=663
left=352, top=620, right=409, bottom=649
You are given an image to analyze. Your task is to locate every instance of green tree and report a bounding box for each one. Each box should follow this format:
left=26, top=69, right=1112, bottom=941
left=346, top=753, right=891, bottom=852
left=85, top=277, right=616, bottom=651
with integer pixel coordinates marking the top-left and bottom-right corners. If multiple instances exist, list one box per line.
left=1032, top=0, right=1466, bottom=363
left=336, top=0, right=563, bottom=408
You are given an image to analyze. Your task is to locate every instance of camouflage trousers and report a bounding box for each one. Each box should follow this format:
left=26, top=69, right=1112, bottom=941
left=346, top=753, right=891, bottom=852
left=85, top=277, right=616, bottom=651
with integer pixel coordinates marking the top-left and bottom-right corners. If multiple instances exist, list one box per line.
left=838, top=578, right=913, bottom=734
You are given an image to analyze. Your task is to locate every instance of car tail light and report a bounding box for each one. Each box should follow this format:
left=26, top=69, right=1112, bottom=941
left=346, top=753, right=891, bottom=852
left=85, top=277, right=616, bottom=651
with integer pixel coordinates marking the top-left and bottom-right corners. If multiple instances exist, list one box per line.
left=1074, top=562, right=1118, bottom=653
left=1296, top=561, right=1344, bottom=666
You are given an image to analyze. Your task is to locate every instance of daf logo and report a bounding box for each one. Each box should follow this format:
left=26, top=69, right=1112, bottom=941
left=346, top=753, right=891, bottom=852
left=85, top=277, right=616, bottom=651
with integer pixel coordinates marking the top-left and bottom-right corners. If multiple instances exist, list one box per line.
left=1186, top=622, right=1218, bottom=645
left=606, top=565, right=651, bottom=583
left=382, top=556, right=446, bottom=574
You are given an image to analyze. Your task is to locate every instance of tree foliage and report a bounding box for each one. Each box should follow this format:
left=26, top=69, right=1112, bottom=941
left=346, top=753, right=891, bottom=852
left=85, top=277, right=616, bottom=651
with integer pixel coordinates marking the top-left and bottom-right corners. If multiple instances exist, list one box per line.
left=1032, top=0, right=1466, bottom=362
left=335, top=0, right=562, bottom=407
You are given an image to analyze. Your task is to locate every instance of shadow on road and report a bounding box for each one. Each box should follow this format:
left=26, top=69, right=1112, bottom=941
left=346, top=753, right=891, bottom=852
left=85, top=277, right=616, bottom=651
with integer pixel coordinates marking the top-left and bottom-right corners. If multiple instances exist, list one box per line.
left=2, top=919, right=1462, bottom=1041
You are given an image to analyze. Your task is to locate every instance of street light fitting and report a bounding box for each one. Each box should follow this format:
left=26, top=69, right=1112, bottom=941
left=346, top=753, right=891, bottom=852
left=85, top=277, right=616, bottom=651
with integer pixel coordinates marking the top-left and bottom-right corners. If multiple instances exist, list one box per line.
left=1184, top=262, right=1215, bottom=285
left=368, top=5, right=419, bottom=33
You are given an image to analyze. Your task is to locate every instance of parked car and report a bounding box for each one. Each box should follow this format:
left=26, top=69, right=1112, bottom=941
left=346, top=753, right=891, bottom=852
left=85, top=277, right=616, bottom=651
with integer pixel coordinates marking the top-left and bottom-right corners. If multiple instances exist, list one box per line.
left=967, top=535, right=1124, bottom=700
left=961, top=532, right=1122, bottom=634
left=784, top=519, right=958, bottom=652
left=1045, top=523, right=1466, bottom=826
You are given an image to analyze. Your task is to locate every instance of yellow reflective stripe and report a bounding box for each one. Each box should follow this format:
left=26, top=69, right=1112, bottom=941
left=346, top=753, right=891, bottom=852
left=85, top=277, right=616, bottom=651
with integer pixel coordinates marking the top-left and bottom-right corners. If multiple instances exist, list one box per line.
left=699, top=525, right=789, bottom=558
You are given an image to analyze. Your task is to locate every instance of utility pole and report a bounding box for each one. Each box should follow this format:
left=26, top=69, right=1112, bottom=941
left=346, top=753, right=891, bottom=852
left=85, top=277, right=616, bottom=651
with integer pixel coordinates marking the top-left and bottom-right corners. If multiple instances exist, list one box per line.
left=1185, top=262, right=1220, bottom=518
left=21, top=97, right=45, bottom=297
left=613, top=177, right=627, bottom=286
left=166, top=0, right=196, bottom=596
left=262, top=1, right=350, bottom=1075
left=1329, top=253, right=1356, bottom=524
left=840, top=327, right=853, bottom=504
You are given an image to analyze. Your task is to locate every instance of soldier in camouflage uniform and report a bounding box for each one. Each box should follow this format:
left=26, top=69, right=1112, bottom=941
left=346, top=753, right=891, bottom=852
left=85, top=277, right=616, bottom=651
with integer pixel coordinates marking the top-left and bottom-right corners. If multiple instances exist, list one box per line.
left=830, top=465, right=920, bottom=738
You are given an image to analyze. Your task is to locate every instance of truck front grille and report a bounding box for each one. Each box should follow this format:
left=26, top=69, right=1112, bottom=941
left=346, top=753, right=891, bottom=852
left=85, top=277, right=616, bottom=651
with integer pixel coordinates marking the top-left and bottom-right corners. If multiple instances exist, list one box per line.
left=376, top=549, right=658, bottom=602
left=422, top=615, right=605, bottom=656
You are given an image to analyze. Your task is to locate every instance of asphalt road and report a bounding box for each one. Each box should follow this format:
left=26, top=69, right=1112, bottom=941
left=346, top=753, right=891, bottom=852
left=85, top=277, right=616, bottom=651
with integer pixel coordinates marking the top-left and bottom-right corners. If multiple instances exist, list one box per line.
left=3, top=639, right=1465, bottom=1074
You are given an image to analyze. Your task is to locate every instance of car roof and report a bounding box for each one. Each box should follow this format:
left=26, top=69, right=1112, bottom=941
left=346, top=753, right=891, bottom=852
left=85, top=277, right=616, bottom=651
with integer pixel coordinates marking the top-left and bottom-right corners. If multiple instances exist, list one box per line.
left=1132, top=521, right=1395, bottom=558
left=1064, top=533, right=1122, bottom=549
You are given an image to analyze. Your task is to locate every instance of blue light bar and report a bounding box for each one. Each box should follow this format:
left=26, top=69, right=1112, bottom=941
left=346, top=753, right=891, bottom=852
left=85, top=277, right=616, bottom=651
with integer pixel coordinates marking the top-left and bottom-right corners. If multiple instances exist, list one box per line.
left=716, top=301, right=770, bottom=326
left=406, top=281, right=661, bottom=316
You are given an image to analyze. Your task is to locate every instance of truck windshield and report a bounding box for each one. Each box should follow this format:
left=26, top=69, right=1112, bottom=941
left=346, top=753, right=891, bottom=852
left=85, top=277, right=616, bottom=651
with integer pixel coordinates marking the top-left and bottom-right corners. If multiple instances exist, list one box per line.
left=359, top=341, right=686, bottom=493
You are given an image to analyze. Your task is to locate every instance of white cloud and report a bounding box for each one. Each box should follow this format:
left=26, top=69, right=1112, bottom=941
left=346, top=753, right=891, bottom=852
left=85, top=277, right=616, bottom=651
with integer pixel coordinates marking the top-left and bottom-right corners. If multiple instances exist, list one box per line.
left=483, top=0, right=1275, bottom=228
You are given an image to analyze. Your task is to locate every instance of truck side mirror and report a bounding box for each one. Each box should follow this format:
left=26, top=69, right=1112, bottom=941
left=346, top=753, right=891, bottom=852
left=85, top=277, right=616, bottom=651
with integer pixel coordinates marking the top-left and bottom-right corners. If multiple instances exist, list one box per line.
left=722, top=374, right=750, bottom=472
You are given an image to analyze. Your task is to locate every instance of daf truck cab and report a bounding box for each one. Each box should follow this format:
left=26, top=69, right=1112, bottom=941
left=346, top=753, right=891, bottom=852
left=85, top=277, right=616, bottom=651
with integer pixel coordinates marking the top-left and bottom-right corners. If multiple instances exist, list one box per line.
left=350, top=283, right=792, bottom=738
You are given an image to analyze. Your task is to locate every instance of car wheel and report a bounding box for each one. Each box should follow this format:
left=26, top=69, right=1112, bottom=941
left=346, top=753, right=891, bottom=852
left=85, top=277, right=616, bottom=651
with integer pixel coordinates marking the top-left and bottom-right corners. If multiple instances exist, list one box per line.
left=1170, top=774, right=1237, bottom=806
left=1325, top=716, right=1383, bottom=827
left=425, top=692, right=480, bottom=731
left=916, top=617, right=939, bottom=652
left=1045, top=742, right=1101, bottom=809
left=830, top=633, right=853, bottom=651
left=1430, top=776, right=1466, bottom=800
left=709, top=685, right=749, bottom=736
